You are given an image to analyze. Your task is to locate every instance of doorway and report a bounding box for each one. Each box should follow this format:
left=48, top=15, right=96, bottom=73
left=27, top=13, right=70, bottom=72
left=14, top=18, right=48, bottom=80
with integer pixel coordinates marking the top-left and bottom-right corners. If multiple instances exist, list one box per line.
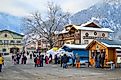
left=10, top=47, right=19, bottom=54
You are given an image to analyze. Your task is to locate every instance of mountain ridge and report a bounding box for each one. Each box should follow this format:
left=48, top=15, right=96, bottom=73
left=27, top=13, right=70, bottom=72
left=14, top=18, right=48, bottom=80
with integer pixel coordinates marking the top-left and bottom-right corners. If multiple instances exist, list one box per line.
left=70, top=1, right=121, bottom=39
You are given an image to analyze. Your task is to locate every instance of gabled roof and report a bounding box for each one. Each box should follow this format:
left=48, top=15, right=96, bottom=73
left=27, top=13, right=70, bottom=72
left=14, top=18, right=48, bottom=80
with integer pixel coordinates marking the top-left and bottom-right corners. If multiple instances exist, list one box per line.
left=97, top=39, right=121, bottom=48
left=80, top=21, right=101, bottom=28
left=0, top=30, right=24, bottom=39
left=73, top=25, right=114, bottom=32
left=58, top=21, right=114, bottom=34
left=86, top=39, right=121, bottom=49
left=62, top=44, right=88, bottom=49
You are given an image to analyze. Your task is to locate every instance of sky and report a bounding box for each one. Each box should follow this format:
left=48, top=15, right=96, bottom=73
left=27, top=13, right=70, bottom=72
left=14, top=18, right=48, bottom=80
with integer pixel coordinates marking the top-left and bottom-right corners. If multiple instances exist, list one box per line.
left=0, top=0, right=101, bottom=17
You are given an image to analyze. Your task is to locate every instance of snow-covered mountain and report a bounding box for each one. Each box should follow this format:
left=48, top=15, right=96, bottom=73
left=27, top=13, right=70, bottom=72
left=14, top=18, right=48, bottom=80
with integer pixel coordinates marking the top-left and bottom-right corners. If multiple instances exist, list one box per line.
left=71, top=1, right=121, bottom=39
left=0, top=0, right=121, bottom=39
left=0, top=12, right=22, bottom=33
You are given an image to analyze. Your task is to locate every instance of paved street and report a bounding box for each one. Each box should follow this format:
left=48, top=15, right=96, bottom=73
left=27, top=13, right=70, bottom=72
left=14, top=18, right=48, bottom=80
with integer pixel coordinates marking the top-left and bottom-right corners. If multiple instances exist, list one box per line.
left=0, top=55, right=121, bottom=80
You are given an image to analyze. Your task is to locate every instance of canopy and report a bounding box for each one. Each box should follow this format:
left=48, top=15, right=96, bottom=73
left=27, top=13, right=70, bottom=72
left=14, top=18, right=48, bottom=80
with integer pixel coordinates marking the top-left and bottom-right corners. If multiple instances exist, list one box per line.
left=52, top=47, right=59, bottom=51
left=47, top=49, right=57, bottom=59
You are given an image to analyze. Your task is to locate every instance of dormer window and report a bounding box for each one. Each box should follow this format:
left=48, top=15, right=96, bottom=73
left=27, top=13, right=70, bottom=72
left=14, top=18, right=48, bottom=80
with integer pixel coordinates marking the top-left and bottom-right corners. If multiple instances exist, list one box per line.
left=4, top=34, right=7, bottom=37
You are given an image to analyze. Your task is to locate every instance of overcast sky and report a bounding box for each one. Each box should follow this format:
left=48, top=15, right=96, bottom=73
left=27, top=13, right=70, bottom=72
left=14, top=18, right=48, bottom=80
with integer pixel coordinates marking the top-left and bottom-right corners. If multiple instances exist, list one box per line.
left=0, top=0, right=101, bottom=16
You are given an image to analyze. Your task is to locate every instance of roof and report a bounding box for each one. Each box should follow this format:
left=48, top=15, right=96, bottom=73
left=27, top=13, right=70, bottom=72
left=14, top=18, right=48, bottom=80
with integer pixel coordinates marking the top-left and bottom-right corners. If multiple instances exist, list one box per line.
left=62, top=44, right=88, bottom=49
left=73, top=25, right=113, bottom=32
left=80, top=21, right=102, bottom=28
left=87, top=39, right=121, bottom=49
left=0, top=30, right=24, bottom=39
left=97, top=39, right=121, bottom=48
left=55, top=29, right=69, bottom=34
left=58, top=21, right=114, bottom=35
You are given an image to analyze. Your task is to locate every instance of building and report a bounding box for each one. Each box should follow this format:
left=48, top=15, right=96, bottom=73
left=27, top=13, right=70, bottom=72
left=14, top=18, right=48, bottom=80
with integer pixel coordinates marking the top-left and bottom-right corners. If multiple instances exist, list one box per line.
left=25, top=37, right=49, bottom=53
left=25, top=40, right=37, bottom=52
left=55, top=21, right=113, bottom=48
left=0, top=30, right=24, bottom=55
left=86, top=39, right=121, bottom=67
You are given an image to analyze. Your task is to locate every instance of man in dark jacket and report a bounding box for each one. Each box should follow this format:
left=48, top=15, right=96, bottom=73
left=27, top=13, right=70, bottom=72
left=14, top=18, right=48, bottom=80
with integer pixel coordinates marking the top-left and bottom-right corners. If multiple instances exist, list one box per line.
left=34, top=56, right=37, bottom=67
left=62, top=54, right=68, bottom=69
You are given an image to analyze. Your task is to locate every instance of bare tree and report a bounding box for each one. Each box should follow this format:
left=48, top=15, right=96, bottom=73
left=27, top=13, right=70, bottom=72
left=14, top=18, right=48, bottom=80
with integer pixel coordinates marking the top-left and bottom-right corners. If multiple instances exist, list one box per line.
left=23, top=2, right=70, bottom=49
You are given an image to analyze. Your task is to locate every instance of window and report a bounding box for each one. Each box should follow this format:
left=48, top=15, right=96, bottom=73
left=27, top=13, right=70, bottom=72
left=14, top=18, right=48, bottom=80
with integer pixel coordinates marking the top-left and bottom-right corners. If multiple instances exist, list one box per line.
left=10, top=40, right=15, bottom=43
left=102, top=33, right=105, bottom=37
left=75, top=40, right=79, bottom=44
left=16, top=40, right=21, bottom=44
left=84, top=40, right=89, bottom=44
left=0, top=40, right=3, bottom=44
left=4, top=34, right=7, bottom=37
left=94, top=31, right=97, bottom=35
left=85, top=33, right=89, bottom=37
left=2, top=48, right=6, bottom=52
left=4, top=40, right=9, bottom=44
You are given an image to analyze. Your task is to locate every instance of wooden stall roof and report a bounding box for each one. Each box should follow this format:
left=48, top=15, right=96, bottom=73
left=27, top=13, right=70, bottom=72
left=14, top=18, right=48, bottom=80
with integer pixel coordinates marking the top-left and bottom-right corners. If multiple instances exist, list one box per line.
left=86, top=39, right=121, bottom=49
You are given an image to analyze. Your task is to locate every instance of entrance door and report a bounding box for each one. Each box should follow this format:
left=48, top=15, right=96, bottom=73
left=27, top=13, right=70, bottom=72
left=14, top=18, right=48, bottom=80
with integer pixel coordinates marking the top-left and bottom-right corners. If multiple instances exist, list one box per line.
left=10, top=47, right=19, bottom=54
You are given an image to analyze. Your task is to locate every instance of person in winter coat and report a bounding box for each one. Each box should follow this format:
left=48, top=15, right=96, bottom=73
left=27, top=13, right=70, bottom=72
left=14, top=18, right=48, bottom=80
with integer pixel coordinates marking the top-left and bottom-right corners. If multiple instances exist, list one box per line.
left=40, top=55, right=44, bottom=67
left=72, top=54, right=76, bottom=67
left=76, top=55, right=80, bottom=68
left=34, top=56, right=37, bottom=67
left=54, top=54, right=58, bottom=64
left=49, top=54, right=52, bottom=63
left=0, top=54, right=4, bottom=72
left=62, top=54, right=68, bottom=69
left=36, top=56, right=40, bottom=67
left=45, top=55, right=49, bottom=64
left=23, top=55, right=27, bottom=64
left=100, top=51, right=105, bottom=68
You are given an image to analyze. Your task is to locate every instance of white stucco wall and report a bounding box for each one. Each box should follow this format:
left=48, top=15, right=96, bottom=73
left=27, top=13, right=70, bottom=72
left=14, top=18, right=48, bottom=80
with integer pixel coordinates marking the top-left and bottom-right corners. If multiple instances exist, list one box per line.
left=80, top=30, right=109, bottom=44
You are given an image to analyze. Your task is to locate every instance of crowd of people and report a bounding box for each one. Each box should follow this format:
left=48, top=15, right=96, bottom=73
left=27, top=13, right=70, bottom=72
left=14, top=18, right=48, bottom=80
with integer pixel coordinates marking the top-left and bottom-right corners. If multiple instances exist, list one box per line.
left=11, top=52, right=27, bottom=65
left=53, top=53, right=82, bottom=69
left=0, top=50, right=87, bottom=72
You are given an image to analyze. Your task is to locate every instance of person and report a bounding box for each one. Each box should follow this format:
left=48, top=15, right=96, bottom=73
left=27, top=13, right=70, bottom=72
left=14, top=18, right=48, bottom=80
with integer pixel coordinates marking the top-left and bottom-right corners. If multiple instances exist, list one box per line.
left=16, top=53, right=21, bottom=64
left=30, top=52, right=32, bottom=59
left=13, top=55, right=17, bottom=65
left=27, top=51, right=29, bottom=55
left=72, top=54, right=76, bottom=67
left=100, top=50, right=105, bottom=68
left=60, top=54, right=63, bottom=67
left=62, top=54, right=68, bottom=69
left=23, top=55, right=27, bottom=64
left=40, top=55, right=44, bottom=67
left=95, top=52, right=101, bottom=68
left=76, top=55, right=80, bottom=68
left=45, top=55, right=49, bottom=64
left=49, top=54, right=52, bottom=63
left=0, top=54, right=4, bottom=72
left=12, top=54, right=14, bottom=64
left=36, top=56, right=40, bottom=67
left=34, top=56, right=37, bottom=67
left=54, top=54, right=58, bottom=64
left=21, top=55, right=24, bottom=64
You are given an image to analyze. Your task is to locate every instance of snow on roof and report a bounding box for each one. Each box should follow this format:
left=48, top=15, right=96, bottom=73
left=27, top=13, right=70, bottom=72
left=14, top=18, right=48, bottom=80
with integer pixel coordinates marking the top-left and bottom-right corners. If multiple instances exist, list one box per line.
left=80, top=20, right=101, bottom=28
left=63, top=44, right=88, bottom=49
left=55, top=29, right=69, bottom=34
left=73, top=25, right=114, bottom=32
left=101, top=42, right=121, bottom=48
